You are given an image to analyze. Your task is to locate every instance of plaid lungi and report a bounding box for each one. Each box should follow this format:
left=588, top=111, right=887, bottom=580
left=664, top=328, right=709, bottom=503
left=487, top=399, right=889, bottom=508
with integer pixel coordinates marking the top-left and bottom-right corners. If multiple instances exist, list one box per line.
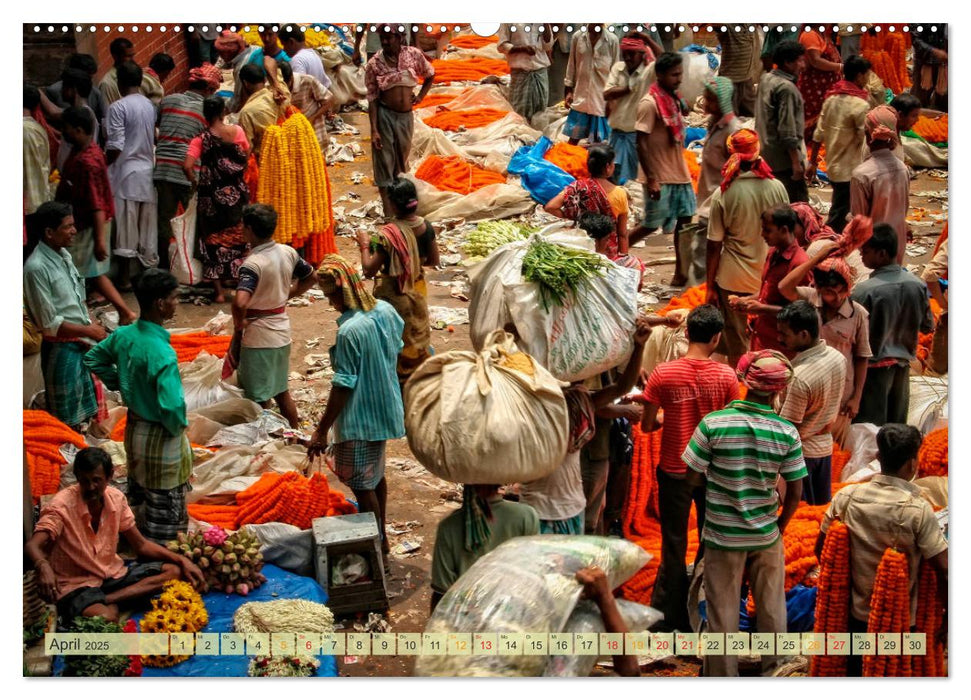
left=127, top=479, right=190, bottom=545
left=41, top=340, right=98, bottom=428
left=509, top=68, right=549, bottom=123
left=124, top=412, right=192, bottom=490
left=329, top=440, right=387, bottom=491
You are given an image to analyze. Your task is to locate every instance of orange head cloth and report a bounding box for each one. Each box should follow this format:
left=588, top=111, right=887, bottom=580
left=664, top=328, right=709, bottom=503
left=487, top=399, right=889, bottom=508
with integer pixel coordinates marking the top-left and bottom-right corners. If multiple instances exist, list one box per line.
left=837, top=214, right=873, bottom=256
left=188, top=63, right=222, bottom=91
left=865, top=105, right=900, bottom=145
left=214, top=31, right=247, bottom=55
left=720, top=128, right=775, bottom=192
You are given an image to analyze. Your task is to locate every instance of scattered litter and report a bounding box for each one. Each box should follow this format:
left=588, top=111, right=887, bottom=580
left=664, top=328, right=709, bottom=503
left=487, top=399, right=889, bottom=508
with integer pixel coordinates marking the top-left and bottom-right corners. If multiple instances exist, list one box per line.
left=387, top=521, right=421, bottom=536
left=912, top=190, right=948, bottom=202
left=348, top=200, right=384, bottom=219
left=352, top=613, right=391, bottom=633
left=391, top=538, right=423, bottom=557
left=288, top=371, right=305, bottom=382
left=906, top=245, right=930, bottom=258
left=428, top=306, right=469, bottom=329
left=440, top=253, right=463, bottom=266
left=326, top=116, right=360, bottom=136
left=304, top=354, right=334, bottom=378
left=203, top=311, right=232, bottom=335
left=305, top=337, right=325, bottom=349
left=288, top=297, right=311, bottom=307
left=94, top=308, right=120, bottom=333
left=351, top=171, right=366, bottom=185
left=643, top=257, right=677, bottom=267
left=325, top=137, right=363, bottom=165
left=926, top=169, right=948, bottom=180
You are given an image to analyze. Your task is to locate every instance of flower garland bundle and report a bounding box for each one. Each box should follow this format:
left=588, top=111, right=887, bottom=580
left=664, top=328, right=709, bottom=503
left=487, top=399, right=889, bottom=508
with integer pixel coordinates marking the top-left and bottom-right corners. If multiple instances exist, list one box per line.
left=256, top=109, right=337, bottom=264
left=543, top=142, right=590, bottom=180
left=414, top=154, right=506, bottom=195
left=449, top=34, right=499, bottom=49
left=911, top=115, right=948, bottom=144
left=423, top=107, right=509, bottom=131
left=240, top=27, right=333, bottom=49
left=169, top=331, right=232, bottom=363
left=431, top=57, right=510, bottom=83
left=187, top=471, right=357, bottom=530
left=913, top=560, right=946, bottom=677
left=417, top=92, right=461, bottom=108
left=140, top=580, right=208, bottom=668
left=24, top=410, right=87, bottom=501
left=863, top=548, right=910, bottom=676
left=917, top=427, right=948, bottom=478
left=811, top=521, right=851, bottom=677
left=861, top=31, right=911, bottom=94
left=683, top=149, right=701, bottom=193
left=234, top=599, right=335, bottom=635
left=655, top=284, right=707, bottom=316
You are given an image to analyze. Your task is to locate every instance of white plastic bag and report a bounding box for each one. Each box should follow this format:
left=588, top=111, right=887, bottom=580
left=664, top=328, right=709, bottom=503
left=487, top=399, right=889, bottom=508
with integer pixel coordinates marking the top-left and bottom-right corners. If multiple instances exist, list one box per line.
left=187, top=440, right=307, bottom=503
left=243, top=522, right=315, bottom=576
left=908, top=375, right=948, bottom=434
left=842, top=423, right=881, bottom=482
left=641, top=309, right=689, bottom=376
left=403, top=330, right=569, bottom=485
left=169, top=196, right=202, bottom=286
left=180, top=351, right=244, bottom=413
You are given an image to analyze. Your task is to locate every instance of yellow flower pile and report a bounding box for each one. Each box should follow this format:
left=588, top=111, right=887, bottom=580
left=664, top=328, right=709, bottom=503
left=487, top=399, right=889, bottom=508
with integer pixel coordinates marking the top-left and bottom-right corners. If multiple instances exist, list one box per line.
left=499, top=351, right=535, bottom=377
left=240, top=24, right=333, bottom=49
left=140, top=580, right=209, bottom=668
left=256, top=110, right=336, bottom=263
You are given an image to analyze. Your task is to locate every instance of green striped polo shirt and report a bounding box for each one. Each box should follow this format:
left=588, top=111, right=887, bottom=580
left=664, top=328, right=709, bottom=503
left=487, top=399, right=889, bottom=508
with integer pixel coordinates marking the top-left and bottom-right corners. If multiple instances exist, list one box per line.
left=682, top=400, right=807, bottom=551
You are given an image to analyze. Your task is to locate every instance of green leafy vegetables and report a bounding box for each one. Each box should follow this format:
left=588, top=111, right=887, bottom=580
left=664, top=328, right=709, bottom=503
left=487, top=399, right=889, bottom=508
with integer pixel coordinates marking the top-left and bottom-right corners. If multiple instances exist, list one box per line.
left=521, top=239, right=608, bottom=310
left=463, top=221, right=534, bottom=258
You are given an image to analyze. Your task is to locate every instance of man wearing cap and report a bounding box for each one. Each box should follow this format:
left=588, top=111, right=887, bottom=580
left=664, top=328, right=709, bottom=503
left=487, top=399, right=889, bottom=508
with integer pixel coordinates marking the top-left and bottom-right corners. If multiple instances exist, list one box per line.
left=683, top=350, right=806, bottom=677
left=154, top=64, right=220, bottom=270
left=603, top=34, right=655, bottom=185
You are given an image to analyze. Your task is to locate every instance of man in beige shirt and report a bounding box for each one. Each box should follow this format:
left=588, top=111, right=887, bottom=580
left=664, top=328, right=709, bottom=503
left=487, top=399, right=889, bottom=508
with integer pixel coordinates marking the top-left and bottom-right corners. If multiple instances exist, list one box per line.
left=563, top=24, right=619, bottom=144
left=632, top=52, right=696, bottom=287
left=817, top=423, right=947, bottom=677
left=497, top=24, right=553, bottom=123
left=604, top=36, right=654, bottom=185
left=705, top=130, right=789, bottom=366
left=777, top=300, right=847, bottom=505
left=237, top=63, right=290, bottom=161
left=809, top=56, right=871, bottom=234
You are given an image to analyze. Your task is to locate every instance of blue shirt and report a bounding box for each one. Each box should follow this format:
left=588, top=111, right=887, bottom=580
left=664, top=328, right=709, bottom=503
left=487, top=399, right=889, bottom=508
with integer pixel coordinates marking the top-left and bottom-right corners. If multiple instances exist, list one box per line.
left=329, top=300, right=406, bottom=443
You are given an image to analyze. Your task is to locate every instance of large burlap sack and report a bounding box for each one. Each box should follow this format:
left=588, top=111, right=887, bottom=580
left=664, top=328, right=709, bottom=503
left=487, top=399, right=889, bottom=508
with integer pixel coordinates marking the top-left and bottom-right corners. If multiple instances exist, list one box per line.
left=180, top=352, right=244, bottom=412
left=403, top=330, right=568, bottom=484
left=641, top=308, right=689, bottom=376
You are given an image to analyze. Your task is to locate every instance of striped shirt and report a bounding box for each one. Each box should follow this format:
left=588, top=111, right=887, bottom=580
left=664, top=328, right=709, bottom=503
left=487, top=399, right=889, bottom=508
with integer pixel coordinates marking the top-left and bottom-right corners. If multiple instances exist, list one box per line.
left=154, top=91, right=208, bottom=186
left=683, top=400, right=807, bottom=551
left=779, top=340, right=847, bottom=458
left=34, top=484, right=135, bottom=600
left=330, top=300, right=406, bottom=443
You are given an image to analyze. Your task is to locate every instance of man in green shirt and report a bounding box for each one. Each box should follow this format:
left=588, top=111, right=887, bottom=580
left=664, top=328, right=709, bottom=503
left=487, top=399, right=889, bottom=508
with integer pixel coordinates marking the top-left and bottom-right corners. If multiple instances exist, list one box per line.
left=430, top=485, right=539, bottom=611
left=85, top=269, right=190, bottom=544
left=683, top=349, right=806, bottom=676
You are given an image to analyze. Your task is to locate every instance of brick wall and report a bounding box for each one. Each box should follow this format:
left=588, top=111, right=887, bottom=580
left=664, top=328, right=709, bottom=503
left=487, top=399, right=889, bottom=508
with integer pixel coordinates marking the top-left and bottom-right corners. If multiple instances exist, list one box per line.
left=74, top=25, right=191, bottom=93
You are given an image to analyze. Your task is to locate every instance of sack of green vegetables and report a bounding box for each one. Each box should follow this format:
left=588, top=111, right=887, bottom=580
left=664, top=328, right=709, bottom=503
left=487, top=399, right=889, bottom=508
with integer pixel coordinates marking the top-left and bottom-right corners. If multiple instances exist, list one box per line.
left=403, top=330, right=568, bottom=484
left=415, top=536, right=651, bottom=677
left=469, top=229, right=640, bottom=382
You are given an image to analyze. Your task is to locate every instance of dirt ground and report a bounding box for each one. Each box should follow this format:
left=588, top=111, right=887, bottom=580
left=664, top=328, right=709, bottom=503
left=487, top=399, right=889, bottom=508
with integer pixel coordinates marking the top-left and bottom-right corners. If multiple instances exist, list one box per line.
left=161, top=109, right=947, bottom=678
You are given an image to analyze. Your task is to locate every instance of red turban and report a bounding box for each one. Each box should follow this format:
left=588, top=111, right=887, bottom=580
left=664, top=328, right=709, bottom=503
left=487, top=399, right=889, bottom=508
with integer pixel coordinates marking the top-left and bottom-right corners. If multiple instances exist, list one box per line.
left=736, top=350, right=793, bottom=394
left=865, top=105, right=900, bottom=145
left=720, top=128, right=775, bottom=192
left=188, top=63, right=222, bottom=90
left=214, top=31, right=247, bottom=55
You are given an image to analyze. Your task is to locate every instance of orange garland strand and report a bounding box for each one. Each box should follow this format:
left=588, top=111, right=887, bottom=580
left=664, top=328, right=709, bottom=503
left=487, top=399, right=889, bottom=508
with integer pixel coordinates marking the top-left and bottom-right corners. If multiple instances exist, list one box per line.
left=811, top=520, right=851, bottom=676
left=169, top=332, right=232, bottom=364
left=683, top=149, right=701, bottom=193
left=913, top=559, right=946, bottom=677
left=431, top=57, right=510, bottom=83
left=917, top=427, right=948, bottom=478
left=863, top=547, right=910, bottom=676
left=911, top=115, right=949, bottom=144
left=449, top=34, right=499, bottom=49
left=24, top=410, right=88, bottom=502
left=422, top=107, right=509, bottom=131
left=414, top=154, right=506, bottom=195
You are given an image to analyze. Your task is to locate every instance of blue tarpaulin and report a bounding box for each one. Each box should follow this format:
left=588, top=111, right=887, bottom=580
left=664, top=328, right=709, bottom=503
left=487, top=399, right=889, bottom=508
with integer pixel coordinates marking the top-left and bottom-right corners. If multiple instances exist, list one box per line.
left=508, top=136, right=576, bottom=205
left=685, top=127, right=707, bottom=147
left=698, top=584, right=818, bottom=633
left=54, top=565, right=338, bottom=678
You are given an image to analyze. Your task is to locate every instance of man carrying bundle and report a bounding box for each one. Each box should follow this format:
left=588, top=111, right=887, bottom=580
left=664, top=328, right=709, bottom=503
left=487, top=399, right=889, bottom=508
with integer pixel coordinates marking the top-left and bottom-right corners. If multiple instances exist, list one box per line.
left=364, top=25, right=435, bottom=217
left=308, top=255, right=406, bottom=555
left=84, top=269, right=191, bottom=544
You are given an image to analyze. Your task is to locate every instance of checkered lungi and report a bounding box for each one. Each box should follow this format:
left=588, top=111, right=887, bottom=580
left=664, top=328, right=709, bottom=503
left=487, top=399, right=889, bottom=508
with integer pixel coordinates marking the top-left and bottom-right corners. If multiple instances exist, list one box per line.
left=329, top=440, right=387, bottom=491
left=41, top=340, right=98, bottom=428
left=509, top=68, right=549, bottom=123
left=127, top=479, right=190, bottom=545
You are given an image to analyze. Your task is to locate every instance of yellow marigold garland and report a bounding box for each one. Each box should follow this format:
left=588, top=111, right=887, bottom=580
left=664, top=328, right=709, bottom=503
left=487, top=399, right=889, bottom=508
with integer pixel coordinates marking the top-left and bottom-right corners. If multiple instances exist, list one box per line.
left=140, top=580, right=209, bottom=668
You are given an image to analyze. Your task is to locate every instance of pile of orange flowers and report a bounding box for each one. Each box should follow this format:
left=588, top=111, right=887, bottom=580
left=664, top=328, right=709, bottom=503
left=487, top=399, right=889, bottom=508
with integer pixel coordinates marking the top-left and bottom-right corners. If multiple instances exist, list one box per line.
left=811, top=521, right=851, bottom=676
left=256, top=109, right=336, bottom=264
left=188, top=471, right=357, bottom=531
left=423, top=107, right=509, bottom=131
left=863, top=547, right=911, bottom=676
left=861, top=31, right=911, bottom=94
left=913, top=560, right=946, bottom=676
left=431, top=57, right=510, bottom=83
left=414, top=154, right=506, bottom=194
left=917, top=427, right=948, bottom=477
left=683, top=149, right=700, bottom=192
left=449, top=34, right=499, bottom=49
left=655, top=284, right=707, bottom=316
left=544, top=142, right=590, bottom=179
left=170, top=332, right=232, bottom=363
left=911, top=114, right=948, bottom=144
left=417, top=92, right=460, bottom=108
left=24, top=410, right=87, bottom=501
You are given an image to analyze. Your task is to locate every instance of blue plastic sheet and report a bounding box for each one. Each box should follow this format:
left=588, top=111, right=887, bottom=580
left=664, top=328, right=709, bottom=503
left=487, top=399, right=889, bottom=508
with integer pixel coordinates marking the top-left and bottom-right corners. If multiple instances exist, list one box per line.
left=54, top=565, right=338, bottom=678
left=680, top=44, right=720, bottom=71
left=685, top=127, right=707, bottom=147
left=508, top=136, right=576, bottom=205
left=699, top=584, right=818, bottom=633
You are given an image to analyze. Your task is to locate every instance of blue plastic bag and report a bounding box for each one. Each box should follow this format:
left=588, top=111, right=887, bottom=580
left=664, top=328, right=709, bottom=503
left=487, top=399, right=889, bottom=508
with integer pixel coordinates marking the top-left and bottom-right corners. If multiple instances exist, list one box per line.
left=508, top=136, right=576, bottom=205
left=685, top=127, right=707, bottom=147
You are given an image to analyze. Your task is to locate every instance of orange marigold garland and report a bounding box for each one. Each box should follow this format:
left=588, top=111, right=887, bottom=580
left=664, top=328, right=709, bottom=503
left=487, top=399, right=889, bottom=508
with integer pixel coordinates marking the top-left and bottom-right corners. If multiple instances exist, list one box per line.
left=917, top=427, right=948, bottom=478
left=863, top=547, right=910, bottom=676
left=24, top=410, right=88, bottom=501
left=423, top=107, right=509, bottom=131
left=431, top=57, right=510, bottom=83
left=811, top=520, right=851, bottom=676
left=543, top=142, right=591, bottom=180
left=414, top=155, right=506, bottom=195
left=169, top=331, right=232, bottom=363
left=913, top=559, right=946, bottom=677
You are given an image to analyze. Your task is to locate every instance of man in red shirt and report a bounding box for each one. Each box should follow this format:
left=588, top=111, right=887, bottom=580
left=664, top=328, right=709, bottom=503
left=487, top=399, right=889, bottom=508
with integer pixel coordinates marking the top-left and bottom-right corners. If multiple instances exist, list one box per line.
left=639, top=304, right=740, bottom=631
left=730, top=204, right=810, bottom=357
